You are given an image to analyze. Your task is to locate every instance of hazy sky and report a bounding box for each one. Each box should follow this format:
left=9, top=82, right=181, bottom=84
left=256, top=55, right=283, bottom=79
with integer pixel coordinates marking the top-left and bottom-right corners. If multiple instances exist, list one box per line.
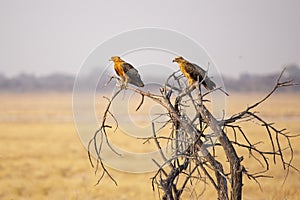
left=0, top=0, right=299, bottom=77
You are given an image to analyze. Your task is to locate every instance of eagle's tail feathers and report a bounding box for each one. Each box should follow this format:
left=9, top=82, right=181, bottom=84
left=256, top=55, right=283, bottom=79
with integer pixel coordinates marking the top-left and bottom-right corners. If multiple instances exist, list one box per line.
left=202, top=78, right=216, bottom=90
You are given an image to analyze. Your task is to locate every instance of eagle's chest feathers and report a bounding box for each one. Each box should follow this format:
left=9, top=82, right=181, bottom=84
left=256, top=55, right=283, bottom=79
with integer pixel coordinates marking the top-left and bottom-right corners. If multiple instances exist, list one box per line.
left=179, top=62, right=194, bottom=85
left=114, top=62, right=125, bottom=77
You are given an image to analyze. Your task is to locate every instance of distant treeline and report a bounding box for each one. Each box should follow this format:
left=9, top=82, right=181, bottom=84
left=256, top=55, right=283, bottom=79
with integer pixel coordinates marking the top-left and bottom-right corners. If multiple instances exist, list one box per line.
left=223, top=64, right=300, bottom=92
left=0, top=73, right=74, bottom=92
left=0, top=65, right=299, bottom=92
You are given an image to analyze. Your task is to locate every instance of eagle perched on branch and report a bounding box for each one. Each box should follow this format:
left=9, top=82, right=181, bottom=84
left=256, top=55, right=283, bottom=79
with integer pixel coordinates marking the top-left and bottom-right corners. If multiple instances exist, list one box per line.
left=173, top=56, right=216, bottom=90
left=110, top=56, right=144, bottom=87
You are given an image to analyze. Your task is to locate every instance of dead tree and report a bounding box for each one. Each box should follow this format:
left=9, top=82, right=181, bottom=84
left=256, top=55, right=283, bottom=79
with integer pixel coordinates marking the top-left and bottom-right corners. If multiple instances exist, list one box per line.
left=88, top=69, right=299, bottom=200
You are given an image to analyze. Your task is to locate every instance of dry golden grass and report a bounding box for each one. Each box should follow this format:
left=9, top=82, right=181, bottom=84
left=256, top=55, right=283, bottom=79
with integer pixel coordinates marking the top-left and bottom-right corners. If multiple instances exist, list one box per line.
left=0, top=92, right=299, bottom=199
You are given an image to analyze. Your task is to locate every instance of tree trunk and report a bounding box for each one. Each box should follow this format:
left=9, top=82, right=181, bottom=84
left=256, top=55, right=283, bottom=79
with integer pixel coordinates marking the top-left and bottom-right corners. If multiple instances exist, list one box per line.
left=199, top=105, right=242, bottom=200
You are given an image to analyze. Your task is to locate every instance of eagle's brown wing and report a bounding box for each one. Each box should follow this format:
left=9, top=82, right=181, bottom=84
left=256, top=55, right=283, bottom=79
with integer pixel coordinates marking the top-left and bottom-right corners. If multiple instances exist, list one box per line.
left=122, top=62, right=144, bottom=87
left=186, top=62, right=216, bottom=90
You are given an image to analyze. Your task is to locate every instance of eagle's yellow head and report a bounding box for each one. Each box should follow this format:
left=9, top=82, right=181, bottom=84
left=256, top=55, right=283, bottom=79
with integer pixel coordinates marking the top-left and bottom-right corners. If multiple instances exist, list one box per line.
left=109, top=56, right=122, bottom=63
left=172, top=56, right=185, bottom=63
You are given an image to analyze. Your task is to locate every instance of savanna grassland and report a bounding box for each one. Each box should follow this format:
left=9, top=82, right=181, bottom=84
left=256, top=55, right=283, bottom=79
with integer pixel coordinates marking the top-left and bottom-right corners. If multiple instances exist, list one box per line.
left=0, top=92, right=299, bottom=200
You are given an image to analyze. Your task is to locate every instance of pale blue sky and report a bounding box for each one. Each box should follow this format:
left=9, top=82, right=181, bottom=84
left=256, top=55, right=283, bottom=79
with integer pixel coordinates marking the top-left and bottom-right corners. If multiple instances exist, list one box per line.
left=0, top=0, right=299, bottom=77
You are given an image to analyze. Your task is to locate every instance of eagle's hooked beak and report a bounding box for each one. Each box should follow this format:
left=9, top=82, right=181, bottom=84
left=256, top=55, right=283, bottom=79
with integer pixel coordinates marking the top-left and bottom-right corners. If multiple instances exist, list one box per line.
left=109, top=58, right=112, bottom=61
left=172, top=59, right=176, bottom=63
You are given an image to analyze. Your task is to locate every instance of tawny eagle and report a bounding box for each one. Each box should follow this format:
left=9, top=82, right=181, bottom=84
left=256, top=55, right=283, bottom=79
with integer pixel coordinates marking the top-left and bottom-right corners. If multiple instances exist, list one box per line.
left=173, top=56, right=216, bottom=90
left=110, top=56, right=144, bottom=87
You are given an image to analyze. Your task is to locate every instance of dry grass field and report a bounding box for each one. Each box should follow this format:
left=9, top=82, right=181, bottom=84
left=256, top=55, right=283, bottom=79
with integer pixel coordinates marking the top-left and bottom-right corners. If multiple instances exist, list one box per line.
left=0, top=91, right=299, bottom=199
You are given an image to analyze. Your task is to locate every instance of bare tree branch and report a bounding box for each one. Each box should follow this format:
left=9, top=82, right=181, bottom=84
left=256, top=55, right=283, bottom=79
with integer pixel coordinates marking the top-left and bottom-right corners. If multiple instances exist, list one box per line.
left=88, top=69, right=299, bottom=199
